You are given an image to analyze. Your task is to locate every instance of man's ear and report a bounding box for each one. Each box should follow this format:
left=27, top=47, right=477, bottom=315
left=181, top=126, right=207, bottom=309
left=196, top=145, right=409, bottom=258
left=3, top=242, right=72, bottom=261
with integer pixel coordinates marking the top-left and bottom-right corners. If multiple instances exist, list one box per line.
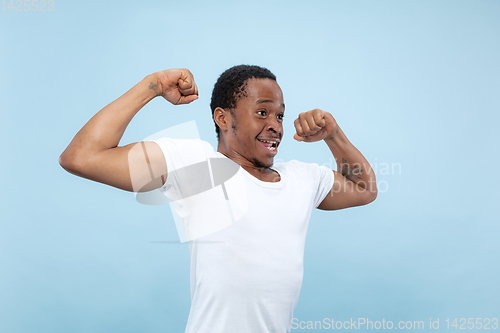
left=214, top=107, right=231, bottom=133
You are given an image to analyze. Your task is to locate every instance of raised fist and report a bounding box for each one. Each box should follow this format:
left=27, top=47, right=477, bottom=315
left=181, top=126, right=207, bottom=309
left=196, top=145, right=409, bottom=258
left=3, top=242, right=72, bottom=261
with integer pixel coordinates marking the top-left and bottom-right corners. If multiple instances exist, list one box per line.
left=154, top=68, right=199, bottom=105
left=293, top=109, right=338, bottom=142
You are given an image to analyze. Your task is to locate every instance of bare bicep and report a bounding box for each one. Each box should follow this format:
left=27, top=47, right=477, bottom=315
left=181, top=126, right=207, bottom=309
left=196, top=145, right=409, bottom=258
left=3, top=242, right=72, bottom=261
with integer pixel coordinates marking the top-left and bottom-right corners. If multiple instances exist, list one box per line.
left=75, top=141, right=168, bottom=192
left=317, top=170, right=374, bottom=210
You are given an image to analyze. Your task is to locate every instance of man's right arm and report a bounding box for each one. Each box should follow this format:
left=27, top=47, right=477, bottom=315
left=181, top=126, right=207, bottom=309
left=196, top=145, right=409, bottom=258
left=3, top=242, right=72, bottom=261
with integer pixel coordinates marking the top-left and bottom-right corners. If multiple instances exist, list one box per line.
left=59, top=69, right=198, bottom=192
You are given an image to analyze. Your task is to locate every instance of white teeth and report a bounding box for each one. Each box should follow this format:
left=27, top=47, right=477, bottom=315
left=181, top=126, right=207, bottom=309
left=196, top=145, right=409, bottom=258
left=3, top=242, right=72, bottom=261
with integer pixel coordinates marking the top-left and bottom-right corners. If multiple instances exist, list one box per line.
left=258, top=139, right=278, bottom=144
left=258, top=139, right=278, bottom=151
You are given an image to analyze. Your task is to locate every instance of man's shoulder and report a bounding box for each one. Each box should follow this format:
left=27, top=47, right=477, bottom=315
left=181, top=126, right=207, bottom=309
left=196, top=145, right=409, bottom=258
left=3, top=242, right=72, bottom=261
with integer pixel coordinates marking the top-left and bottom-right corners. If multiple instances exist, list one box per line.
left=154, top=137, right=213, bottom=147
left=153, top=138, right=215, bottom=155
left=151, top=138, right=217, bottom=172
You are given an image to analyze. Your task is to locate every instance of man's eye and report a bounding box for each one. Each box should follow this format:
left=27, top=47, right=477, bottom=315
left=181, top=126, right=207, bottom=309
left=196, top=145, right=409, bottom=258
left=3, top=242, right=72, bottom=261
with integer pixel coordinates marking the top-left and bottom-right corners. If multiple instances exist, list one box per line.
left=258, top=110, right=267, bottom=116
left=277, top=114, right=285, bottom=120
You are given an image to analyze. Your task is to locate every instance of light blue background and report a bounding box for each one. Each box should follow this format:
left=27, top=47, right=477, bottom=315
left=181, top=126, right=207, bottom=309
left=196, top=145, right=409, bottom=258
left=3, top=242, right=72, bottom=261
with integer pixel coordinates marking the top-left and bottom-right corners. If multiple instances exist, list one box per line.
left=1, top=1, right=499, bottom=332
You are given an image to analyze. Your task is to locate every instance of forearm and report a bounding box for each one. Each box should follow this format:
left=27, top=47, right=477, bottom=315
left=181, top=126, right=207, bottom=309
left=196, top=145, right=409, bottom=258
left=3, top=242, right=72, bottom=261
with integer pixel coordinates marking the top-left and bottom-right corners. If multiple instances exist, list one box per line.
left=324, top=125, right=377, bottom=193
left=61, top=73, right=160, bottom=163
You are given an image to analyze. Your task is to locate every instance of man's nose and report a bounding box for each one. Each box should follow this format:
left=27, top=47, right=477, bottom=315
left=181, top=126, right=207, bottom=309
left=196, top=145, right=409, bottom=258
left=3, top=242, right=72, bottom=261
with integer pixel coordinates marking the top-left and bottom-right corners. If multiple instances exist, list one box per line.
left=266, top=115, right=281, bottom=132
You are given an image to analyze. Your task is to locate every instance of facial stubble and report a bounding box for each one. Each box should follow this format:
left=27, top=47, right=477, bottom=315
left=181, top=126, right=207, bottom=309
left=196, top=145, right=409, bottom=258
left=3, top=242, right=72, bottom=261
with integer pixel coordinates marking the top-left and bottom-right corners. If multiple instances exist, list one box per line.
left=230, top=111, right=273, bottom=169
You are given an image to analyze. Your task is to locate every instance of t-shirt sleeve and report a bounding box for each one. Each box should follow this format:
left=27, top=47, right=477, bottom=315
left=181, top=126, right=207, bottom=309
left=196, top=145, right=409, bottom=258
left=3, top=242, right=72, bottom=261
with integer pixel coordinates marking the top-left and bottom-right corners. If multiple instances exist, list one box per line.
left=148, top=138, right=214, bottom=193
left=312, top=164, right=335, bottom=208
left=283, top=160, right=335, bottom=209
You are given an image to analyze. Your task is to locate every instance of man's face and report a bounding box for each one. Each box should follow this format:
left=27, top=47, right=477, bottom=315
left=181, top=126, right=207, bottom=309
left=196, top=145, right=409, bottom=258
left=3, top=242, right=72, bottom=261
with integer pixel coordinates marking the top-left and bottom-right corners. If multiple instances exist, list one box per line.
left=226, top=78, right=285, bottom=168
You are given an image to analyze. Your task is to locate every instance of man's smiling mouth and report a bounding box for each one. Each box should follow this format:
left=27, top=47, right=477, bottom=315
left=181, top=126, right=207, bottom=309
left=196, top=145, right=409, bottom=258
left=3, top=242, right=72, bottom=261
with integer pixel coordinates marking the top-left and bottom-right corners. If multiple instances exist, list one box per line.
left=257, top=138, right=280, bottom=151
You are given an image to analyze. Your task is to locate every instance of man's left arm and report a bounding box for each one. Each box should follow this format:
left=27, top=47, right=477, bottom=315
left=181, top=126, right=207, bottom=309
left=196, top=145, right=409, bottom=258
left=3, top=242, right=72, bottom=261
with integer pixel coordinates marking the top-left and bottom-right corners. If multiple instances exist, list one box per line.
left=294, top=109, right=377, bottom=210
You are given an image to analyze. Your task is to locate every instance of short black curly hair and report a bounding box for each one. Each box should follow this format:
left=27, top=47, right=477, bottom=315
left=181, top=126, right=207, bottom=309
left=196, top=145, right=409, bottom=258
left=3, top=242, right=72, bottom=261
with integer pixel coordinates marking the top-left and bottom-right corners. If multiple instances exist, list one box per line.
left=211, top=65, right=277, bottom=141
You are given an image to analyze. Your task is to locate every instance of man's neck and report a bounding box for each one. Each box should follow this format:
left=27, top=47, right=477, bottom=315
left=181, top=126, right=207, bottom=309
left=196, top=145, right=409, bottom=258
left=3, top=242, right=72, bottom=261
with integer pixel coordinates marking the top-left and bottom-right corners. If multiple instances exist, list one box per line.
left=216, top=143, right=280, bottom=182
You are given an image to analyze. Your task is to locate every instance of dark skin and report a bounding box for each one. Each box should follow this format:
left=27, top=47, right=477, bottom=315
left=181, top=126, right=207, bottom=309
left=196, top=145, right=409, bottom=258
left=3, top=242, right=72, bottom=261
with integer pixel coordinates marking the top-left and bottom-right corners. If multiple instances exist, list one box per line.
left=59, top=69, right=198, bottom=192
left=60, top=69, right=376, bottom=209
left=213, top=78, right=377, bottom=209
left=214, top=78, right=285, bottom=182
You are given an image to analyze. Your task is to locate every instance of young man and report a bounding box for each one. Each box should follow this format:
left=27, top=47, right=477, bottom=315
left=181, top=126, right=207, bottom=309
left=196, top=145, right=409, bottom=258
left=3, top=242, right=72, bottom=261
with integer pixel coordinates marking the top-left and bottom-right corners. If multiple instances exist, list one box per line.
left=60, top=65, right=377, bottom=333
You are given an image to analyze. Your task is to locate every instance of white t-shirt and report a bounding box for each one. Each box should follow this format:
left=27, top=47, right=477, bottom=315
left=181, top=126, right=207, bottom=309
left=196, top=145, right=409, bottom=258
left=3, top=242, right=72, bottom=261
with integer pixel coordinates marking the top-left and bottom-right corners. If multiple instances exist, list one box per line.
left=151, top=138, right=335, bottom=333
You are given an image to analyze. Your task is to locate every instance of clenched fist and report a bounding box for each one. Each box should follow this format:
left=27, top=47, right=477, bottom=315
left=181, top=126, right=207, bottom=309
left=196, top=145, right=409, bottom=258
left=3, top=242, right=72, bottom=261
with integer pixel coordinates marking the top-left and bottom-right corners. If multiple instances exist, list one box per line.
left=154, top=68, right=199, bottom=105
left=293, top=109, right=338, bottom=142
